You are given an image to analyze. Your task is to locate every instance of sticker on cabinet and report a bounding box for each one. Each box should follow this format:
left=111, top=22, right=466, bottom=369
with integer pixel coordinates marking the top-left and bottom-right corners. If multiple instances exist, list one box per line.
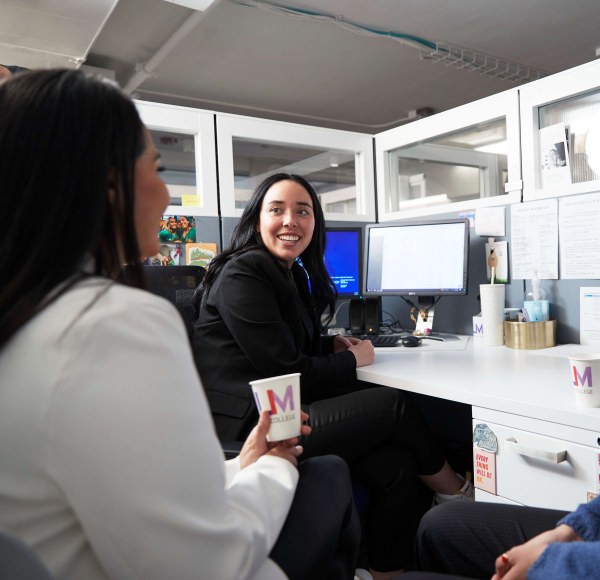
left=473, top=446, right=497, bottom=494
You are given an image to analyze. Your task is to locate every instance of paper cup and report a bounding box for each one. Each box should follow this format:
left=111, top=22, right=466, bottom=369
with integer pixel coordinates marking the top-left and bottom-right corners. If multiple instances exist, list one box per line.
left=249, top=373, right=301, bottom=441
left=480, top=284, right=505, bottom=346
left=568, top=354, right=600, bottom=408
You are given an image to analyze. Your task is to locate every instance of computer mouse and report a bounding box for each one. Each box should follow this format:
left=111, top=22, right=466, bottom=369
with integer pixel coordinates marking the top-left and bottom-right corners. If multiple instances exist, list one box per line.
left=401, top=335, right=422, bottom=348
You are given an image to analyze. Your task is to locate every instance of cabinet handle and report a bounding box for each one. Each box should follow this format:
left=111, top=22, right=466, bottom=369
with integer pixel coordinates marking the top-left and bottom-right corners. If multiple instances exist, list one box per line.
left=504, top=438, right=567, bottom=464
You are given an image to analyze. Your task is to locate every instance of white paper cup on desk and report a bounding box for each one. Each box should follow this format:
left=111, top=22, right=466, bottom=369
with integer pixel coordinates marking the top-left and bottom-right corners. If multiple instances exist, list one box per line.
left=479, top=284, right=505, bottom=346
left=568, top=354, right=600, bottom=408
left=249, top=373, right=301, bottom=441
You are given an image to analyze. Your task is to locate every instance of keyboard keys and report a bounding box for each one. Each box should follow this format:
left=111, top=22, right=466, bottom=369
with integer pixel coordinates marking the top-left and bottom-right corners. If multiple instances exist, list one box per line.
left=352, top=334, right=401, bottom=347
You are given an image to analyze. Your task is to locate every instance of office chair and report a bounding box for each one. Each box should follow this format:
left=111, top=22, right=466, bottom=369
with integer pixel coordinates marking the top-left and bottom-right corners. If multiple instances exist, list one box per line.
left=142, top=265, right=205, bottom=342
left=0, top=529, right=54, bottom=580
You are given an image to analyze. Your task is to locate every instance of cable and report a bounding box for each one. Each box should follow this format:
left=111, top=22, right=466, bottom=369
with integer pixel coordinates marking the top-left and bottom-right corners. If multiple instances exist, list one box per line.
left=332, top=298, right=351, bottom=321
left=229, top=0, right=548, bottom=83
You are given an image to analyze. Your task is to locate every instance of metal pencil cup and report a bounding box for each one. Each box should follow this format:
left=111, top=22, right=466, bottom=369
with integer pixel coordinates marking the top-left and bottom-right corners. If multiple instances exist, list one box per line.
left=503, top=320, right=556, bottom=350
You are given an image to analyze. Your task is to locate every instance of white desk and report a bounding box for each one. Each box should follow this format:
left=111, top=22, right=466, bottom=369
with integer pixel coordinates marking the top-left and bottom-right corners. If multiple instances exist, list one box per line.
left=359, top=337, right=600, bottom=432
left=358, top=337, right=600, bottom=510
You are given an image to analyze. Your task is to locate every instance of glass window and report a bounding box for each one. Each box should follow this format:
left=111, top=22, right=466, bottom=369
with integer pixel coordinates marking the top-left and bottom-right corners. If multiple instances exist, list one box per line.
left=232, top=138, right=357, bottom=213
left=386, top=119, right=508, bottom=212
left=150, top=129, right=197, bottom=208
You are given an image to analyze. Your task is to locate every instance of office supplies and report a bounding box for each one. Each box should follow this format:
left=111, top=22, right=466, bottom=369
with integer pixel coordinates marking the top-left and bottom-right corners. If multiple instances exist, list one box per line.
left=504, top=320, right=556, bottom=349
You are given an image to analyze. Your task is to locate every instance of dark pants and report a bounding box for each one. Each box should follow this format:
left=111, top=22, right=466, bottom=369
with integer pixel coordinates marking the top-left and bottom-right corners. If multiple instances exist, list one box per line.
left=270, top=455, right=360, bottom=580
left=412, top=502, right=568, bottom=579
left=300, top=386, right=447, bottom=572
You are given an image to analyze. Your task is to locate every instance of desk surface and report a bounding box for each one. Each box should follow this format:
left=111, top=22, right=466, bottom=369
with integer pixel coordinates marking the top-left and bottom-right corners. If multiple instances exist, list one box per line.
left=357, top=337, right=600, bottom=432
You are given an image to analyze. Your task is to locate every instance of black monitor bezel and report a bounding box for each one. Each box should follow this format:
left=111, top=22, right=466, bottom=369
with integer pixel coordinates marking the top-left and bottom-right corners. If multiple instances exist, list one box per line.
left=363, top=218, right=469, bottom=298
left=324, top=226, right=364, bottom=299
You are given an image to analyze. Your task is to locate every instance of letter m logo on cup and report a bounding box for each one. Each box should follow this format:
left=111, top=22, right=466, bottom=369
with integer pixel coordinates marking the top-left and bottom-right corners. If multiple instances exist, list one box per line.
left=267, top=384, right=295, bottom=414
left=572, top=365, right=592, bottom=387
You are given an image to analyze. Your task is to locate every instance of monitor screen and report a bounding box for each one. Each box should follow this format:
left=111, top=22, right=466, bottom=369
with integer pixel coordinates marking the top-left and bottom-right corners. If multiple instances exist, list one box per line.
left=324, top=227, right=363, bottom=298
left=364, top=218, right=469, bottom=299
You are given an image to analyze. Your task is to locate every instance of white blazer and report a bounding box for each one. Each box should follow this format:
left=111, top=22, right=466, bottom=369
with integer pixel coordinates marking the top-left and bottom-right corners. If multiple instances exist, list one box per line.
left=0, top=277, right=297, bottom=579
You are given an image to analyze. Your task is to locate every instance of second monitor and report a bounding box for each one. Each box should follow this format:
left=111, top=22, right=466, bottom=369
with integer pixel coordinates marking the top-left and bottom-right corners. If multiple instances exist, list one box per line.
left=364, top=218, right=469, bottom=335
left=324, top=226, right=363, bottom=299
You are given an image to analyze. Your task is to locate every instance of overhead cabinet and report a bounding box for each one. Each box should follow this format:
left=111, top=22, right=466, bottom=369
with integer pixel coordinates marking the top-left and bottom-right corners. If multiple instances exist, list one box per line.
left=520, top=59, right=600, bottom=202
left=215, top=113, right=376, bottom=222
left=374, top=89, right=522, bottom=221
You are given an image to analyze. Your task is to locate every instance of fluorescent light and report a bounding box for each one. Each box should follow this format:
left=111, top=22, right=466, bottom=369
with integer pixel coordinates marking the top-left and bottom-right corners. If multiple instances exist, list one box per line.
left=475, top=140, right=508, bottom=155
left=162, top=0, right=220, bottom=11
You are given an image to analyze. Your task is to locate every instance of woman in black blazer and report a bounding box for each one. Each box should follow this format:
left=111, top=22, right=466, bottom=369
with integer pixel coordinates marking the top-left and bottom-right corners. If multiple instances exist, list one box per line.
left=194, top=173, right=472, bottom=578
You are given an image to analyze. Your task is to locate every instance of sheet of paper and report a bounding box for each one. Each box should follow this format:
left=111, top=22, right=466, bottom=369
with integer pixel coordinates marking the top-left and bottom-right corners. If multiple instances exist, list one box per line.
left=510, top=200, right=558, bottom=280
left=475, top=206, right=506, bottom=236
left=580, top=287, right=600, bottom=345
left=559, top=193, right=600, bottom=279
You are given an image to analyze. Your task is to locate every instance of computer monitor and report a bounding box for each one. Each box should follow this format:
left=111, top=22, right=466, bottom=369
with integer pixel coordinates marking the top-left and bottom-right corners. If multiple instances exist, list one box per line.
left=324, top=226, right=363, bottom=298
left=364, top=218, right=469, bottom=333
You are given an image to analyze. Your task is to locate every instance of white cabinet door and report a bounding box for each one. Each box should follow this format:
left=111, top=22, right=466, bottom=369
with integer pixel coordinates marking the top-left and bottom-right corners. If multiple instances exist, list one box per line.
left=135, top=100, right=218, bottom=217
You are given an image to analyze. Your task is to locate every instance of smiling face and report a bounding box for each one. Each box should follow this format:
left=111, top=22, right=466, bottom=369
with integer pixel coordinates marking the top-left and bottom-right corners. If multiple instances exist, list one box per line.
left=258, top=179, right=315, bottom=268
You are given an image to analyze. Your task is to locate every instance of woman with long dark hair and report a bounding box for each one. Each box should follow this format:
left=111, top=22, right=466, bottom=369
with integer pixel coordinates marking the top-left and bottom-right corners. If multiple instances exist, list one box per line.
left=194, top=173, right=474, bottom=578
left=0, top=70, right=360, bottom=580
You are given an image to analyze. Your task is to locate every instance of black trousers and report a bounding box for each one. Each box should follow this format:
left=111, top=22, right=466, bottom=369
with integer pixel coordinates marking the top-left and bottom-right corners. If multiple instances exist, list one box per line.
left=270, top=455, right=360, bottom=580
left=410, top=501, right=568, bottom=579
left=299, top=386, right=447, bottom=571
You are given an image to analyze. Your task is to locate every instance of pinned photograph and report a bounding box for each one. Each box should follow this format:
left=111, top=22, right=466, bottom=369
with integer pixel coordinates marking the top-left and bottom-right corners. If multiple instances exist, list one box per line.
left=186, top=242, right=217, bottom=268
left=147, top=243, right=183, bottom=266
left=540, top=123, right=572, bottom=188
left=158, top=215, right=196, bottom=243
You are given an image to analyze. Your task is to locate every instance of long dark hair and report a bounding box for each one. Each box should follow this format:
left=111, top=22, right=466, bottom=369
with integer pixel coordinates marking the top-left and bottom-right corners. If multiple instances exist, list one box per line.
left=0, top=69, right=146, bottom=350
left=200, top=173, right=336, bottom=329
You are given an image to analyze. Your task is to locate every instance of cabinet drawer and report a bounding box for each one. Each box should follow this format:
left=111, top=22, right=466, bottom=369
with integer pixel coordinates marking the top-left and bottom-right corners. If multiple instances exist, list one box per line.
left=472, top=419, right=598, bottom=511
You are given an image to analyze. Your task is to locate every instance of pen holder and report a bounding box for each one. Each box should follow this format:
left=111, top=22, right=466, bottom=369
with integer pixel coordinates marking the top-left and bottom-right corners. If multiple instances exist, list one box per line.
left=503, top=320, right=556, bottom=350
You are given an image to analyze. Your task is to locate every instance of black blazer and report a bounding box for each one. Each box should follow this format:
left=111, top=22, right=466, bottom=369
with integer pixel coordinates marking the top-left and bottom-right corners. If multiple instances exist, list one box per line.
left=193, top=249, right=356, bottom=441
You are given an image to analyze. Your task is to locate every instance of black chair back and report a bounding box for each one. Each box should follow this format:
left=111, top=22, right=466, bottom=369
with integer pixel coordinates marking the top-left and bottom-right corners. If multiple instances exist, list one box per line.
left=142, top=265, right=205, bottom=341
left=0, top=529, right=54, bottom=579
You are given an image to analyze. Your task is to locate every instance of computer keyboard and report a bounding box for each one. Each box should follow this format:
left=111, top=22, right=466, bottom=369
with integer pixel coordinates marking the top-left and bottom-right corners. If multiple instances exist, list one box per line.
left=353, top=334, right=401, bottom=347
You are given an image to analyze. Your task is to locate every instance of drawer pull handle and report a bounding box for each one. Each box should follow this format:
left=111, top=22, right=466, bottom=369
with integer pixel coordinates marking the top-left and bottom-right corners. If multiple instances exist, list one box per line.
left=504, top=438, right=567, bottom=464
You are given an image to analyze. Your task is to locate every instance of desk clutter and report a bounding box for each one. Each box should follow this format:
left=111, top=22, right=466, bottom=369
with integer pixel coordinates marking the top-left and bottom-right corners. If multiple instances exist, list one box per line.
left=473, top=304, right=556, bottom=350
left=351, top=333, right=471, bottom=351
